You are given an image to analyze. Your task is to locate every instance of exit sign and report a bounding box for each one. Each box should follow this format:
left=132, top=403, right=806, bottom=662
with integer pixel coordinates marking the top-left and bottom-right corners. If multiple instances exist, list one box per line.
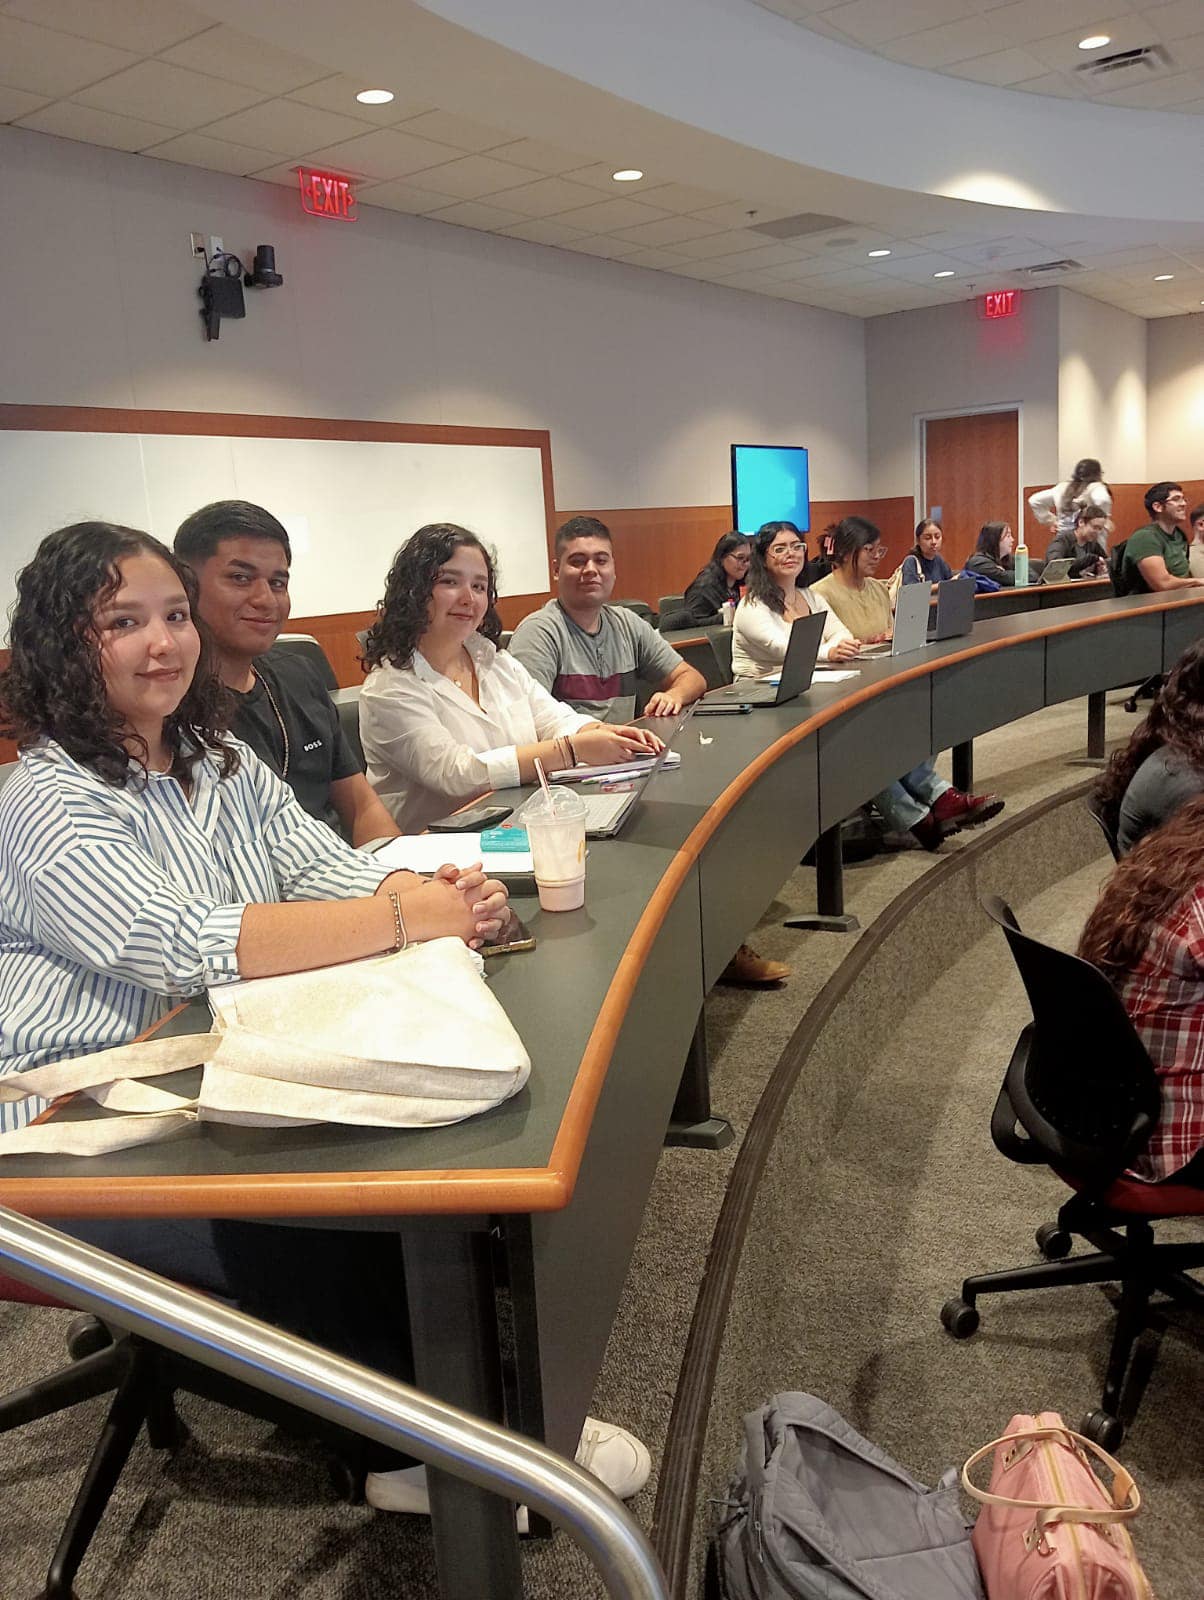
left=298, top=167, right=356, bottom=221
left=982, top=289, right=1019, bottom=319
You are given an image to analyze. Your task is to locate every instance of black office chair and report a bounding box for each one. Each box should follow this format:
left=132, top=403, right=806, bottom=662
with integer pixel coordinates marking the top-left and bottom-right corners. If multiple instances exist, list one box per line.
left=272, top=634, right=339, bottom=691
left=708, top=627, right=734, bottom=685
left=1085, top=788, right=1121, bottom=862
left=613, top=598, right=655, bottom=625
left=657, top=595, right=686, bottom=629
left=940, top=896, right=1204, bottom=1448
left=331, top=686, right=363, bottom=767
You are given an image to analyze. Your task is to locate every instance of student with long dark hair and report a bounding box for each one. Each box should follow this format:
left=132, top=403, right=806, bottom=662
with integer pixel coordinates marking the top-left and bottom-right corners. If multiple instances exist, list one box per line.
left=965, top=521, right=1016, bottom=587
left=1029, top=458, right=1112, bottom=543
left=359, top=523, right=660, bottom=832
left=1079, top=794, right=1204, bottom=1184
left=896, top=519, right=954, bottom=587
left=662, top=531, right=751, bottom=628
left=732, top=522, right=860, bottom=678
left=1094, top=640, right=1204, bottom=854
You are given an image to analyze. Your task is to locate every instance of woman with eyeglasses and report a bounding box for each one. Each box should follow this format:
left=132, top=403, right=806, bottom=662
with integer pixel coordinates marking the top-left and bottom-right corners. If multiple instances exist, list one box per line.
left=662, top=532, right=752, bottom=629
left=732, top=524, right=860, bottom=679
left=813, top=517, right=1004, bottom=849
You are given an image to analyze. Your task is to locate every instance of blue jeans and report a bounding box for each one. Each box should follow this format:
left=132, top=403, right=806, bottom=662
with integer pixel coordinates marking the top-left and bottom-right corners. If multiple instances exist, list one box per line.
left=873, top=760, right=950, bottom=832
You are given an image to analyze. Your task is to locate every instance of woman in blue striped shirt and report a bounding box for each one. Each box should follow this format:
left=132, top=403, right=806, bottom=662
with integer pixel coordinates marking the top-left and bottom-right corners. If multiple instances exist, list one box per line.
left=0, top=522, right=510, bottom=1480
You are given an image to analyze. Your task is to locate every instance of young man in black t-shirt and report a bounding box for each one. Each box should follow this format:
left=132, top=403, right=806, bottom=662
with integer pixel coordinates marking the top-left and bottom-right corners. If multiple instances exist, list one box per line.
left=175, top=500, right=401, bottom=844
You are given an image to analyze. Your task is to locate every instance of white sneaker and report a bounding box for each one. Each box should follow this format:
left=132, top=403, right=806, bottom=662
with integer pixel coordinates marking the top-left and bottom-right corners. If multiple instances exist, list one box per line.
left=364, top=1415, right=650, bottom=1518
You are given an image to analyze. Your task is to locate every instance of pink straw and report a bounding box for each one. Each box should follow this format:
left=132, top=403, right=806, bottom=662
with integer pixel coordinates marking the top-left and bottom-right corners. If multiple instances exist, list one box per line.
left=533, top=756, right=553, bottom=806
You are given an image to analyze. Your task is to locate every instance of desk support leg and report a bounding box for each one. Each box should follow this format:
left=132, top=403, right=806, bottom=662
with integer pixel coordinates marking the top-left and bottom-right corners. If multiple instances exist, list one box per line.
left=1068, top=691, right=1108, bottom=768
left=952, top=740, right=974, bottom=794
left=665, top=1007, right=734, bottom=1150
left=784, top=824, right=859, bottom=934
left=402, top=1230, right=523, bottom=1600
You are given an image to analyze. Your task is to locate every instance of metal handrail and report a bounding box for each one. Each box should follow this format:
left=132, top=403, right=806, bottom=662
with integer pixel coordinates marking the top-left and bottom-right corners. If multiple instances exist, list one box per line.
left=0, top=1206, right=668, bottom=1600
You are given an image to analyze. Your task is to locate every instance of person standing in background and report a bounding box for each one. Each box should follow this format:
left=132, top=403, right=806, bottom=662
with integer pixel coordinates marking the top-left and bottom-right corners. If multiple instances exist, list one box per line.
left=1029, top=459, right=1112, bottom=545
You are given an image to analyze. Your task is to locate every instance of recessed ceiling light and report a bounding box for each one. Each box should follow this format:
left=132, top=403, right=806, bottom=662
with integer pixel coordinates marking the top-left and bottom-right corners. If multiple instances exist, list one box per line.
left=356, top=89, right=394, bottom=105
left=1078, top=34, right=1111, bottom=50
left=933, top=270, right=955, bottom=278
left=1154, top=273, right=1175, bottom=281
left=867, top=248, right=892, bottom=258
left=612, top=169, right=643, bottom=182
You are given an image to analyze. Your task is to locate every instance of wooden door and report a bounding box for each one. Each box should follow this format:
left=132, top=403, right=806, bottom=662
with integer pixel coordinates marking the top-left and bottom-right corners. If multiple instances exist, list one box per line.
left=923, top=410, right=1019, bottom=572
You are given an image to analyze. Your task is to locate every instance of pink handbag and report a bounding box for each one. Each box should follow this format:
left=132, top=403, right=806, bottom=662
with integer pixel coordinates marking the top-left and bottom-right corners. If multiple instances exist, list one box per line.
left=963, top=1413, right=1154, bottom=1600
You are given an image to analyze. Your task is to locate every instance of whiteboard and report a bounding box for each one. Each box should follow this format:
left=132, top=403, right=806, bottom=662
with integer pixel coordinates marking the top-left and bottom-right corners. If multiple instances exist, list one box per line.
left=0, top=430, right=551, bottom=617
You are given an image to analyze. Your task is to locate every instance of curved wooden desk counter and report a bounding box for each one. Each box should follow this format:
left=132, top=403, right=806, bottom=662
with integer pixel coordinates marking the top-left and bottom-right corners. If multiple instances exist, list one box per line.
left=3, top=590, right=1200, bottom=1600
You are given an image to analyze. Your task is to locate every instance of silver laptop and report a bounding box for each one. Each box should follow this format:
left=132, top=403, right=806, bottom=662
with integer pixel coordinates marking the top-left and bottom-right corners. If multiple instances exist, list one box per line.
left=571, top=704, right=695, bottom=838
left=697, top=609, right=827, bottom=710
left=860, top=582, right=932, bottom=658
left=1039, top=557, right=1074, bottom=585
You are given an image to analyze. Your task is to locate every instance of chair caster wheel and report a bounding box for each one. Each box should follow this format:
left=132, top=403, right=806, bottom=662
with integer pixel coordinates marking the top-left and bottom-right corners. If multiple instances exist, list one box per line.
left=65, top=1315, right=112, bottom=1361
left=1123, top=698, right=1138, bottom=714
left=1081, top=1410, right=1125, bottom=1451
left=940, top=1297, right=980, bottom=1339
left=1036, top=1223, right=1072, bottom=1260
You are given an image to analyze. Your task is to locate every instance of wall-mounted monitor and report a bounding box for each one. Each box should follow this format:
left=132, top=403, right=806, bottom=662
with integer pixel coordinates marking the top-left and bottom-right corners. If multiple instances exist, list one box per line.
left=731, top=443, right=810, bottom=533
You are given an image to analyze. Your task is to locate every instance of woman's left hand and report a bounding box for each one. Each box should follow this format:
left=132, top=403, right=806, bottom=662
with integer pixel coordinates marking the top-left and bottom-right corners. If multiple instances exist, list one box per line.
left=440, top=861, right=510, bottom=943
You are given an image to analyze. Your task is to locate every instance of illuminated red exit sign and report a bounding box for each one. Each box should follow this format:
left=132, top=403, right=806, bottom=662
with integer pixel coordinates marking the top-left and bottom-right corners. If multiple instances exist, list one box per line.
left=298, top=167, right=356, bottom=221
left=982, top=289, right=1019, bottom=319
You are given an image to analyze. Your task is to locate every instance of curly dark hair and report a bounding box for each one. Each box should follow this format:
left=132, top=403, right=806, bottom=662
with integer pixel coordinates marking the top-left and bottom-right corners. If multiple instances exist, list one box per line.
left=745, top=523, right=806, bottom=615
left=1092, top=639, right=1204, bottom=840
left=1079, top=790, right=1204, bottom=980
left=0, top=522, right=238, bottom=786
left=361, top=524, right=502, bottom=671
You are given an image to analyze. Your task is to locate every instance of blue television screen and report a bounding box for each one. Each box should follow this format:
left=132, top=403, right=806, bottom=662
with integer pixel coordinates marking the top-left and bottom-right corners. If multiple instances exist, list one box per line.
left=731, top=444, right=810, bottom=533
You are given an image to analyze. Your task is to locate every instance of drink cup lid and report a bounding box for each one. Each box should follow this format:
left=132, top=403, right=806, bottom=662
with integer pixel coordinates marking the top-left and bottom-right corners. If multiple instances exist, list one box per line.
left=526, top=784, right=587, bottom=821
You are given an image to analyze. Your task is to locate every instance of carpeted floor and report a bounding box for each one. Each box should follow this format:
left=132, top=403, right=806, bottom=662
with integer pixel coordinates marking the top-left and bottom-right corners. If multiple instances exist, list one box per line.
left=2, top=692, right=1199, bottom=1599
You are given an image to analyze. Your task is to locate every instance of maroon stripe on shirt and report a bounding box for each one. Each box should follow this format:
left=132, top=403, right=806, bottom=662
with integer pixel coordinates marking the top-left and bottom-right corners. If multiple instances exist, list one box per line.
left=554, top=670, right=636, bottom=702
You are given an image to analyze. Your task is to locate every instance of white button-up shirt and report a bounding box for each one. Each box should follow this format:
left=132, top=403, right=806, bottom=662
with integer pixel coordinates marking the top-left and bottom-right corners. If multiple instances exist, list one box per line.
left=360, top=633, right=594, bottom=833
left=731, top=591, right=854, bottom=680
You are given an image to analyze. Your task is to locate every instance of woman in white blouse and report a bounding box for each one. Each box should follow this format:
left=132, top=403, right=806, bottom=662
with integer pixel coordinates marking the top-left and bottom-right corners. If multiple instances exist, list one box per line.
left=1028, top=458, right=1112, bottom=545
left=360, top=524, right=662, bottom=831
left=732, top=523, right=862, bottom=680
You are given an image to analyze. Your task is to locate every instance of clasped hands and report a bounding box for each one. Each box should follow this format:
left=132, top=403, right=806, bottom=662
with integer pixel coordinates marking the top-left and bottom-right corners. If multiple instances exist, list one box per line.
left=382, top=863, right=509, bottom=949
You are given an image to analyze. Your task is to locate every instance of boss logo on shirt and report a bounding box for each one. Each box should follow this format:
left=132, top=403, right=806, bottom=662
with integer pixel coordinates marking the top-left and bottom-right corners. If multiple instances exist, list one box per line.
left=303, top=739, right=323, bottom=752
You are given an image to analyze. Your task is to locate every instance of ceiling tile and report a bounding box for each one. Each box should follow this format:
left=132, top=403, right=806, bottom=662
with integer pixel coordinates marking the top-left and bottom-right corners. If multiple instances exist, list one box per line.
left=688, top=199, right=799, bottom=228
left=1144, top=0, right=1204, bottom=43
left=356, top=176, right=462, bottom=213
left=1012, top=70, right=1084, bottom=99
left=0, top=14, right=138, bottom=97
left=563, top=236, right=644, bottom=260
left=160, top=26, right=331, bottom=95
left=613, top=214, right=728, bottom=247
left=946, top=46, right=1049, bottom=85
left=632, top=181, right=731, bottom=214
left=673, top=229, right=773, bottom=259
left=4, top=0, right=210, bottom=54
left=486, top=136, right=590, bottom=174
left=883, top=16, right=1012, bottom=68
left=764, top=254, right=855, bottom=279
left=197, top=99, right=369, bottom=156
left=973, top=0, right=1123, bottom=48
left=394, top=109, right=512, bottom=152
left=563, top=162, right=663, bottom=195
left=1164, top=33, right=1204, bottom=68
left=821, top=0, right=978, bottom=48
left=555, top=196, right=673, bottom=231
left=141, top=131, right=283, bottom=176
left=17, top=99, right=176, bottom=151
left=484, top=175, right=605, bottom=217
left=708, top=241, right=828, bottom=271
left=75, top=61, right=266, bottom=128
left=618, top=247, right=691, bottom=269
left=405, top=152, right=544, bottom=199
left=245, top=161, right=304, bottom=188
left=303, top=126, right=463, bottom=181
left=495, top=218, right=589, bottom=245
left=0, top=83, right=50, bottom=121
left=428, top=199, right=528, bottom=230
left=1097, top=71, right=1203, bottom=108
left=670, top=260, right=743, bottom=281
left=1025, top=17, right=1153, bottom=74
left=287, top=75, right=432, bottom=121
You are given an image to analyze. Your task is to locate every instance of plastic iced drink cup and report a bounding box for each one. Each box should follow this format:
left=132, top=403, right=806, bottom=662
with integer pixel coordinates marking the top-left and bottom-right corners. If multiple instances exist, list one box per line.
left=524, top=786, right=588, bottom=911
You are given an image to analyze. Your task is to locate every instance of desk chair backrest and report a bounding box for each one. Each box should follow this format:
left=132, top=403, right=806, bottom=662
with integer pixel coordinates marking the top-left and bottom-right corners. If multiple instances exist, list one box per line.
left=657, top=595, right=685, bottom=627
left=709, top=626, right=734, bottom=684
left=674, top=635, right=726, bottom=692
left=613, top=598, right=655, bottom=625
left=273, top=634, right=338, bottom=691
left=981, top=896, right=1161, bottom=1187
left=331, top=687, right=364, bottom=767
left=0, top=761, right=18, bottom=794
left=1085, top=788, right=1121, bottom=862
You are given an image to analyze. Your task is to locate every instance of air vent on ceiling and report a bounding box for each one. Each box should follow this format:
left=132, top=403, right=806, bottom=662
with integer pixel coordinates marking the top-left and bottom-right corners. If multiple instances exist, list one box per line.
left=1022, top=259, right=1084, bottom=276
left=750, top=212, right=853, bottom=240
left=1076, top=43, right=1171, bottom=79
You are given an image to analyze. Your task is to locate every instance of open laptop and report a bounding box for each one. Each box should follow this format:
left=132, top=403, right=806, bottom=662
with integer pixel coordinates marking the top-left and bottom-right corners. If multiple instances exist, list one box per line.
left=927, top=577, right=975, bottom=642
left=551, top=704, right=695, bottom=838
left=859, top=582, right=932, bottom=658
left=1039, top=557, right=1074, bottom=585
left=696, top=609, right=827, bottom=711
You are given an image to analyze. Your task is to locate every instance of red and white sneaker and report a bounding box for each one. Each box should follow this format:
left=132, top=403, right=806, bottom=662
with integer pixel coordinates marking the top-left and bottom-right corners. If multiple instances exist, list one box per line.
left=932, top=789, right=1005, bottom=830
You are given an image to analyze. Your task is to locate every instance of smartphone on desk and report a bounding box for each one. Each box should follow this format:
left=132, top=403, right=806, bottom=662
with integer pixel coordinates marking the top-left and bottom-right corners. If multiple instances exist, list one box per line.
left=428, top=804, right=514, bottom=832
left=479, top=913, right=536, bottom=958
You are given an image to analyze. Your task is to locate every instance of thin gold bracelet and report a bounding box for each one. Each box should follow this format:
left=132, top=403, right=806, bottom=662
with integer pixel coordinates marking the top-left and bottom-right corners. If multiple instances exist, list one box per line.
left=387, top=889, right=408, bottom=952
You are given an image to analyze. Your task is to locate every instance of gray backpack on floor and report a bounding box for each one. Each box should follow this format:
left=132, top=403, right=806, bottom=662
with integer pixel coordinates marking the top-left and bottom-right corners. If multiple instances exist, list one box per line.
left=713, top=1394, right=985, bottom=1600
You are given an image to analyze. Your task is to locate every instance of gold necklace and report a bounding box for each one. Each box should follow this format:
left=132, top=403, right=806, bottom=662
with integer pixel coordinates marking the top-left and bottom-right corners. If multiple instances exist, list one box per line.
left=251, top=667, right=290, bottom=777
left=446, top=650, right=476, bottom=697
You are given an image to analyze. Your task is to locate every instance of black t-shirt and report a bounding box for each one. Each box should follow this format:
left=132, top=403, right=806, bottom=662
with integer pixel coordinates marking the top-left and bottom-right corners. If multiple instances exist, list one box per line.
left=230, top=647, right=360, bottom=829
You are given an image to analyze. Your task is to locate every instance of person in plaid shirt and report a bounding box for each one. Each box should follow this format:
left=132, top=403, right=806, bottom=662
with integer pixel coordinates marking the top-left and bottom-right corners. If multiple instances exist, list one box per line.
left=1080, top=793, right=1204, bottom=1183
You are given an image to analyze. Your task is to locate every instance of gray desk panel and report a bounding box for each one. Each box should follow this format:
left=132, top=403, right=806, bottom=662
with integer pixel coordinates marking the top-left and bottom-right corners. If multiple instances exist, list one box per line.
left=1162, top=600, right=1204, bottom=670
left=529, top=865, right=704, bottom=1455
left=1046, top=613, right=1163, bottom=703
left=816, top=676, right=931, bottom=830
left=698, top=735, right=819, bottom=988
left=932, top=640, right=1045, bottom=752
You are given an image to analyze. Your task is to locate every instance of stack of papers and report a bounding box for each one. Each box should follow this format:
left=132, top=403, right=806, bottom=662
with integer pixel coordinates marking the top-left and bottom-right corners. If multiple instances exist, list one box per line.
left=374, top=829, right=534, bottom=875
left=550, top=752, right=682, bottom=782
